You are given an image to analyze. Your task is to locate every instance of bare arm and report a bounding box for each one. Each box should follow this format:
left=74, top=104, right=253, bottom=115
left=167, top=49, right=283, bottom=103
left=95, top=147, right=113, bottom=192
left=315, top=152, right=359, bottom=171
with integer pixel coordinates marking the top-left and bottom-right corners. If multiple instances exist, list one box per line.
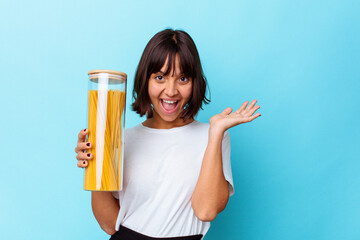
left=75, top=129, right=120, bottom=235
left=92, top=192, right=120, bottom=235
left=191, top=100, right=261, bottom=222
left=191, top=128, right=230, bottom=222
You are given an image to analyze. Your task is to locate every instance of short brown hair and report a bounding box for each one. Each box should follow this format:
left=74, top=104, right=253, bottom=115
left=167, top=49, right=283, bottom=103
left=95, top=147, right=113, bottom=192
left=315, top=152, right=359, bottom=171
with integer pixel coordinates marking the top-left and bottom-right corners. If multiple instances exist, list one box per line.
left=132, top=29, right=210, bottom=120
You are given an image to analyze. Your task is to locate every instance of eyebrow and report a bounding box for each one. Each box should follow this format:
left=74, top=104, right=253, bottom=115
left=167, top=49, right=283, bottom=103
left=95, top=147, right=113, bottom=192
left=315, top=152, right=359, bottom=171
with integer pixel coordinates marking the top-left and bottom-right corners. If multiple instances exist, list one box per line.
left=155, top=71, right=185, bottom=76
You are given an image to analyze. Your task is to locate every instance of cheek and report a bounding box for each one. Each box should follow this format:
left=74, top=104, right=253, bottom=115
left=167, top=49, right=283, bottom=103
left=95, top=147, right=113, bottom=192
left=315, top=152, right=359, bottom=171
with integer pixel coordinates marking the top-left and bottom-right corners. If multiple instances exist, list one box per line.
left=148, top=81, right=162, bottom=99
left=182, top=84, right=193, bottom=101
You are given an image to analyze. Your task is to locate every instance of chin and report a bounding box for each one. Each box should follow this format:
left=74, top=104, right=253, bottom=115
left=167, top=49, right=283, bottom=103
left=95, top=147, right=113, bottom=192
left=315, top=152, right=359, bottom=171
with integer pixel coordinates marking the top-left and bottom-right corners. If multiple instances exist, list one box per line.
left=160, top=114, right=182, bottom=123
left=153, top=107, right=185, bottom=123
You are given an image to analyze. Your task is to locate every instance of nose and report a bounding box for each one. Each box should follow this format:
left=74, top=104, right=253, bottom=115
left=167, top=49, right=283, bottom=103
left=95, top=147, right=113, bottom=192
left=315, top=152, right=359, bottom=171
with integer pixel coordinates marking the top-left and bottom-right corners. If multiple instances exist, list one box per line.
left=164, top=80, right=178, bottom=97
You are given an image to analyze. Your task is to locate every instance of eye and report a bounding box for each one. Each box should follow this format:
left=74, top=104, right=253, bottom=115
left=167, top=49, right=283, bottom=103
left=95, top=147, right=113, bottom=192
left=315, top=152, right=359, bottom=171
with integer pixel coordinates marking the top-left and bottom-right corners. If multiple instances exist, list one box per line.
left=155, top=75, right=164, bottom=81
left=179, top=76, right=189, bottom=83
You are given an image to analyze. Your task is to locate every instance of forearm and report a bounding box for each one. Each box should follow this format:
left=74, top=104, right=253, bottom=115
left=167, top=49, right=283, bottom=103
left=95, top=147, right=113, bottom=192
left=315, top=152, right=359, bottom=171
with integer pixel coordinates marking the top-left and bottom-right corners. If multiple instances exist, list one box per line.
left=91, top=191, right=120, bottom=235
left=191, top=128, right=229, bottom=222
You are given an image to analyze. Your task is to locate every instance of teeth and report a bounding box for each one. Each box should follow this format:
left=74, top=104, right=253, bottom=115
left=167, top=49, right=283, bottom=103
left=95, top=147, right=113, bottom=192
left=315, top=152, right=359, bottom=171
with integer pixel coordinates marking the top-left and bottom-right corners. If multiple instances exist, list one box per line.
left=163, top=100, right=177, bottom=104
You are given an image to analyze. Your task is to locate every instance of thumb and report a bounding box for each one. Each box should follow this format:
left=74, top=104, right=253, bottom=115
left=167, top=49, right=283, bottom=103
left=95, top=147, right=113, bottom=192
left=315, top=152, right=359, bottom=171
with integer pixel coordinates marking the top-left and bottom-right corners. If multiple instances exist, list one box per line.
left=221, top=107, right=232, bottom=116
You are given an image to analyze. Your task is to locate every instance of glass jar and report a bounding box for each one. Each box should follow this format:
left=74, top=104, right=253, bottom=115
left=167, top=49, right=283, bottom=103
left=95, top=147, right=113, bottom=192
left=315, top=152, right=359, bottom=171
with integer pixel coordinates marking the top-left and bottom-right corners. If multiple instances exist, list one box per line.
left=84, top=70, right=127, bottom=191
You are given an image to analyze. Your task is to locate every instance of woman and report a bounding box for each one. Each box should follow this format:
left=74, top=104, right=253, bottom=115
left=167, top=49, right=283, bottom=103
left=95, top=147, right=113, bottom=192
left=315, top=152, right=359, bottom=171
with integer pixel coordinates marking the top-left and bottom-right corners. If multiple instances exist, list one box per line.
left=75, top=29, right=261, bottom=239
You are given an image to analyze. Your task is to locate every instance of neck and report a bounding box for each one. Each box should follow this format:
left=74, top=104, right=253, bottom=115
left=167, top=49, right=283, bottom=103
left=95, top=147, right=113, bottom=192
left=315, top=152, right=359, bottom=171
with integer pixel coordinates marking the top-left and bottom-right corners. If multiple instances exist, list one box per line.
left=142, top=116, right=194, bottom=129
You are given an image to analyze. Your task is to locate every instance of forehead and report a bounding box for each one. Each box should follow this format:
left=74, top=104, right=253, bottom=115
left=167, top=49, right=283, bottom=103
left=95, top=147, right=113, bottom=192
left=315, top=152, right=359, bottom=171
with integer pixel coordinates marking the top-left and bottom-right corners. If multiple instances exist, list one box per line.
left=148, top=47, right=193, bottom=78
left=158, top=54, right=183, bottom=75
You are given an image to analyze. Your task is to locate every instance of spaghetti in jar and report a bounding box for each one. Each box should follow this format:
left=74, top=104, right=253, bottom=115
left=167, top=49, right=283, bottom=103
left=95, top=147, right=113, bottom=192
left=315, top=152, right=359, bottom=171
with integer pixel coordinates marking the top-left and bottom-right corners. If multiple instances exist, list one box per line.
left=84, top=70, right=127, bottom=191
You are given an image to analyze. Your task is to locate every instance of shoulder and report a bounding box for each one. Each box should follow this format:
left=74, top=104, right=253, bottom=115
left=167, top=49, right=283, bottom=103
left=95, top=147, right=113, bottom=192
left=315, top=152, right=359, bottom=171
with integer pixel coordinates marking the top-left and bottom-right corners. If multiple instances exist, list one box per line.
left=190, top=121, right=230, bottom=138
left=190, top=120, right=209, bottom=130
left=181, top=120, right=209, bottom=136
left=124, top=124, right=143, bottom=137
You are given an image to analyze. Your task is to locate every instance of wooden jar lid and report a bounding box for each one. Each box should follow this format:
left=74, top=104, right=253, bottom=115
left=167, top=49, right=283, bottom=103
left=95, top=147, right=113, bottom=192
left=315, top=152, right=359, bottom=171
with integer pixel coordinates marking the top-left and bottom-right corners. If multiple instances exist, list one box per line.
left=88, top=69, right=127, bottom=83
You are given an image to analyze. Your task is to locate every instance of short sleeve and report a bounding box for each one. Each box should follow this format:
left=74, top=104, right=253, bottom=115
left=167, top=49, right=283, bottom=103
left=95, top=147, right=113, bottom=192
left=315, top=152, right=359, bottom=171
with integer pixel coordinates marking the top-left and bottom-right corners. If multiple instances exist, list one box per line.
left=222, top=130, right=234, bottom=196
left=112, top=191, right=119, bottom=199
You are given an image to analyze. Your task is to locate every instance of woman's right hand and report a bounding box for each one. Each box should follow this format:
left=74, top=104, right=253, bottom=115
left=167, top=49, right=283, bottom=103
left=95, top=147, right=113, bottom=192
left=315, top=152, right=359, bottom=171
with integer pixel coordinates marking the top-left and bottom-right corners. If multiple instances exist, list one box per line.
left=74, top=128, right=93, bottom=168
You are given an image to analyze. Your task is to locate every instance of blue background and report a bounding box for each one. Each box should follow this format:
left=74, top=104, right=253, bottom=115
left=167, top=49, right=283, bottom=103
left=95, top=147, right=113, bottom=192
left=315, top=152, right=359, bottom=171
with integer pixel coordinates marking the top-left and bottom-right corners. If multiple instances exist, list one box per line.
left=1, top=0, right=359, bottom=239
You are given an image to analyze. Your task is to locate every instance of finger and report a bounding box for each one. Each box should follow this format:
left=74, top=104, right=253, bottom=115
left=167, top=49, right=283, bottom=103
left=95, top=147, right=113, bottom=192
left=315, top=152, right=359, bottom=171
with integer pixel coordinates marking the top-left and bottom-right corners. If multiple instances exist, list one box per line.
left=77, top=160, right=88, bottom=168
left=75, top=142, right=92, bottom=153
left=245, top=99, right=257, bottom=112
left=78, top=128, right=88, bottom=143
left=248, top=113, right=261, bottom=121
left=249, top=105, right=260, bottom=116
left=81, top=160, right=88, bottom=167
left=221, top=107, right=232, bottom=116
left=76, top=152, right=93, bottom=161
left=235, top=101, right=249, bottom=113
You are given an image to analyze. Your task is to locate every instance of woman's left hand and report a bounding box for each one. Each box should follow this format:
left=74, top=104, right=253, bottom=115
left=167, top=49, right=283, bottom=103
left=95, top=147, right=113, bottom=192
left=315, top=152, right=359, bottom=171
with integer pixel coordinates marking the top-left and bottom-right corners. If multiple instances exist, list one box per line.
left=209, top=99, right=261, bottom=134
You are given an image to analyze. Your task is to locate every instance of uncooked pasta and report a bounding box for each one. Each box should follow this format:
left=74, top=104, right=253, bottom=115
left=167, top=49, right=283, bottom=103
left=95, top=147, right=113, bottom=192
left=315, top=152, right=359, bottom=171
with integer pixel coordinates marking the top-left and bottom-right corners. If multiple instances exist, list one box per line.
left=84, top=89, right=126, bottom=191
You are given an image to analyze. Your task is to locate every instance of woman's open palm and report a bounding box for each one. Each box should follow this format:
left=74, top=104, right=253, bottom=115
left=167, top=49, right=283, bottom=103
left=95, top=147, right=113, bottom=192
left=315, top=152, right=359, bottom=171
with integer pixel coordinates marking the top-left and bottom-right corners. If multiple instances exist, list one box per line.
left=210, top=99, right=261, bottom=132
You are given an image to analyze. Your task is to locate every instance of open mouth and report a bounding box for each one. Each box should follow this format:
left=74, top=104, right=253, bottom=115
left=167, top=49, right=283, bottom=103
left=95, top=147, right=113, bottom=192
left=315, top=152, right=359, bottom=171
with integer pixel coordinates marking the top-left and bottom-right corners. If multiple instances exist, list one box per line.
left=160, top=99, right=180, bottom=114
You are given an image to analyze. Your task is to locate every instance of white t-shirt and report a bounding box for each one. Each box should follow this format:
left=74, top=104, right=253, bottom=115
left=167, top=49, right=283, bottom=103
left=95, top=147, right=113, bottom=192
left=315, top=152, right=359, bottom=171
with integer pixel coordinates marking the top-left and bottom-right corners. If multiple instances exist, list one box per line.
left=112, top=120, right=234, bottom=238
